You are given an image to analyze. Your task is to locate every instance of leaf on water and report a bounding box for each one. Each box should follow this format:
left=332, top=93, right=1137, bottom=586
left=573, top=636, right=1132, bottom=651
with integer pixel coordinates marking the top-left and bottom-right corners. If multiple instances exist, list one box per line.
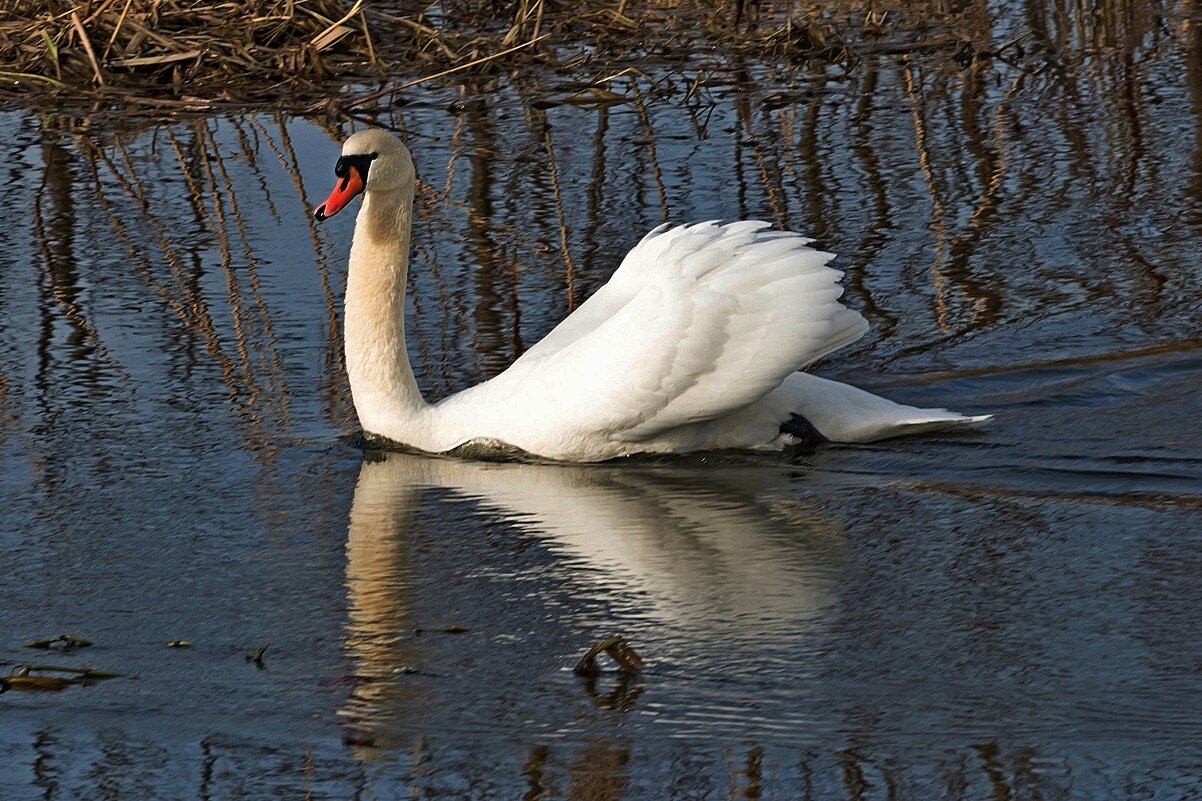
left=166, top=640, right=192, bottom=648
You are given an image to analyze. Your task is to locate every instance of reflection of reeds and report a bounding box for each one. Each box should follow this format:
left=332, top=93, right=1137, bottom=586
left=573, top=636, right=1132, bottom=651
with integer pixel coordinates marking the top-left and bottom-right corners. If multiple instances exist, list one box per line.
left=629, top=82, right=671, bottom=224
left=539, top=111, right=579, bottom=312
left=32, top=141, right=128, bottom=386
left=252, top=114, right=357, bottom=430
left=843, top=62, right=900, bottom=345
left=56, top=116, right=348, bottom=462
left=202, top=121, right=295, bottom=461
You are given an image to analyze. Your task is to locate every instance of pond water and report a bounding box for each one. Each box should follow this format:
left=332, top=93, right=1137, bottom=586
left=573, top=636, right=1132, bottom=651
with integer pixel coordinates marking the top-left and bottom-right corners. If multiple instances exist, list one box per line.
left=3, top=5, right=1202, bottom=798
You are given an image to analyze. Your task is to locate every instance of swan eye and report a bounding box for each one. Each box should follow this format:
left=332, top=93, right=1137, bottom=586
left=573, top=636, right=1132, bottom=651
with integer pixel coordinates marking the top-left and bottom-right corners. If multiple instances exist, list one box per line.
left=334, top=153, right=379, bottom=186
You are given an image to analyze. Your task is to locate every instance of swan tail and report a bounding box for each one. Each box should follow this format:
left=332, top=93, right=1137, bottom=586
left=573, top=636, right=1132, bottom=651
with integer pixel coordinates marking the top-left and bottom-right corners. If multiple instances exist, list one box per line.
left=775, top=372, right=992, bottom=445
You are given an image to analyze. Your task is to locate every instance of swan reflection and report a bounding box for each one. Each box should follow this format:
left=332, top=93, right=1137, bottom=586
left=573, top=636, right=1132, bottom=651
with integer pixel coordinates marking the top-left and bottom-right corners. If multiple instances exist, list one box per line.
left=340, top=450, right=845, bottom=751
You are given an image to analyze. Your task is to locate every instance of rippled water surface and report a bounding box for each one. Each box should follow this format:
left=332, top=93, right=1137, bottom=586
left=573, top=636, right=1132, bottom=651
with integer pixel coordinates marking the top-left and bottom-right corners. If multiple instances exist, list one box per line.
left=4, top=4, right=1202, bottom=798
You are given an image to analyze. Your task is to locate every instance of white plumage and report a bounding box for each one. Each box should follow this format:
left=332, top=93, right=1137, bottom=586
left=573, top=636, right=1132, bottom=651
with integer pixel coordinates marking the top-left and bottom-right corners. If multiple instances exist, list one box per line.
left=315, top=129, right=990, bottom=462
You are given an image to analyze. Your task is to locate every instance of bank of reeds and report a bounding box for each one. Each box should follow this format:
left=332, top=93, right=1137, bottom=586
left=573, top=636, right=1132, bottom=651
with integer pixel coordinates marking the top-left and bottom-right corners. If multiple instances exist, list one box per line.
left=1, top=0, right=994, bottom=112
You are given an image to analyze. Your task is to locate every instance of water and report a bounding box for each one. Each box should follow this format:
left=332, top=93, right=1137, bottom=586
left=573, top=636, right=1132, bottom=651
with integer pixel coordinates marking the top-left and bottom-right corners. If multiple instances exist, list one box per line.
left=3, top=4, right=1202, bottom=797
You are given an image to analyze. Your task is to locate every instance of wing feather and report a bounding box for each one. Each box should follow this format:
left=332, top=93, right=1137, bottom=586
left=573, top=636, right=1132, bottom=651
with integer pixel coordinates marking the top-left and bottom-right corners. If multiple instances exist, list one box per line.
left=447, top=221, right=867, bottom=447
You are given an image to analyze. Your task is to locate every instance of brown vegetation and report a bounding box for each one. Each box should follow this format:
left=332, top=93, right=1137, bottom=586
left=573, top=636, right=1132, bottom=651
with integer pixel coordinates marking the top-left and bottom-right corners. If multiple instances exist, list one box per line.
left=2, top=0, right=1007, bottom=112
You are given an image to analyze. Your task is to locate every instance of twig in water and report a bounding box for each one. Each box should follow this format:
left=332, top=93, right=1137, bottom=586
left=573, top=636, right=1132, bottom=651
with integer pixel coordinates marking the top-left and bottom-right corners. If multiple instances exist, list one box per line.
left=247, top=644, right=269, bottom=668
left=23, top=634, right=92, bottom=650
left=574, top=635, right=645, bottom=676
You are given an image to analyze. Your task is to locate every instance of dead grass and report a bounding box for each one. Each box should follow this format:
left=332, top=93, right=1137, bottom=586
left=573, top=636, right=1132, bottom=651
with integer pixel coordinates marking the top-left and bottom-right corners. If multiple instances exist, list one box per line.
left=0, top=0, right=985, bottom=111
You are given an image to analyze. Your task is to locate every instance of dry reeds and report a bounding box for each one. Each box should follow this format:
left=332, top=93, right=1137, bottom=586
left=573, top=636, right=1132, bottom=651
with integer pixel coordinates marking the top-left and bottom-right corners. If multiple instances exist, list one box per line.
left=1, top=0, right=382, bottom=103
left=0, top=0, right=1001, bottom=111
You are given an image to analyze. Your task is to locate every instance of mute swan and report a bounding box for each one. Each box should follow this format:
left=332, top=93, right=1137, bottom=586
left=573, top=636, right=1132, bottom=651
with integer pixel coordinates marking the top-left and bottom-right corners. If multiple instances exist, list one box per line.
left=314, top=129, right=989, bottom=462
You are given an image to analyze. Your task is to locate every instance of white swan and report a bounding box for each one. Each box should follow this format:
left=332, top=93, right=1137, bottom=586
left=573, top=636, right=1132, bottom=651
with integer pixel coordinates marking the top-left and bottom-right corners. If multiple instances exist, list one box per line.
left=314, top=129, right=989, bottom=462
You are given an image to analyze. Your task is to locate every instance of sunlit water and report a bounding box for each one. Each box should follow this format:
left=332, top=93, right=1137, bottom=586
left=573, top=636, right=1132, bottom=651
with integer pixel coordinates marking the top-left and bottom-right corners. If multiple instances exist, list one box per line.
left=3, top=4, right=1202, bottom=797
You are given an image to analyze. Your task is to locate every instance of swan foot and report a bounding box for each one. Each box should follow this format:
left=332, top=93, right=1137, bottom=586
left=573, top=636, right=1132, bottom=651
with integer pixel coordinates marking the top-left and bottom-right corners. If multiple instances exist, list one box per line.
left=779, top=412, right=829, bottom=444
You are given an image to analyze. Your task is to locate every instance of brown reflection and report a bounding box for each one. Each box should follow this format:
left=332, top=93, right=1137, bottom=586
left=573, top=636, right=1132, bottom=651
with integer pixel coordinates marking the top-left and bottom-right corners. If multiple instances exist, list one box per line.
left=33, top=141, right=124, bottom=388
left=939, top=52, right=1007, bottom=330
left=569, top=743, right=629, bottom=801
left=258, top=114, right=356, bottom=431
left=1188, top=4, right=1202, bottom=227
left=512, top=76, right=582, bottom=313
left=30, top=139, right=125, bottom=493
left=731, top=62, right=754, bottom=222
left=73, top=125, right=294, bottom=452
left=32, top=731, right=57, bottom=800
left=838, top=749, right=870, bottom=801
left=581, top=104, right=611, bottom=292
left=973, top=741, right=1013, bottom=800
left=844, top=62, right=899, bottom=343
left=462, top=80, right=525, bottom=368
left=523, top=745, right=554, bottom=801
left=192, top=121, right=282, bottom=462
left=732, top=744, right=764, bottom=800
left=200, top=123, right=292, bottom=432
left=629, top=81, right=671, bottom=224
left=792, top=75, right=831, bottom=239
left=18, top=115, right=362, bottom=535
left=580, top=671, right=645, bottom=711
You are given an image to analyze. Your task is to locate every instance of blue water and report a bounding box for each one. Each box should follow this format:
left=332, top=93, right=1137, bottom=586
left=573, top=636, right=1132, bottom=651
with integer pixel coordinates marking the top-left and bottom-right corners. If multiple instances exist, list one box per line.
left=3, top=7, right=1202, bottom=796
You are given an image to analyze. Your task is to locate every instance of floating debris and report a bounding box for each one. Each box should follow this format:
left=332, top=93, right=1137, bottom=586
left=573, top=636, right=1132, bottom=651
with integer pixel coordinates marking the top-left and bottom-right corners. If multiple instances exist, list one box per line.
left=165, top=640, right=192, bottom=648
left=22, top=634, right=92, bottom=651
left=246, top=644, right=269, bottom=668
left=413, top=625, right=471, bottom=636
left=341, top=729, right=377, bottom=748
left=2, top=674, right=73, bottom=692
left=0, top=663, right=122, bottom=693
left=574, top=635, right=645, bottom=677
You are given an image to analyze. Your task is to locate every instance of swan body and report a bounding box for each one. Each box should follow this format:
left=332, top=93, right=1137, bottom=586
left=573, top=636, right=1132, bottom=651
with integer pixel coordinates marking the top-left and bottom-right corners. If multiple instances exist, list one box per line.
left=315, top=129, right=990, bottom=462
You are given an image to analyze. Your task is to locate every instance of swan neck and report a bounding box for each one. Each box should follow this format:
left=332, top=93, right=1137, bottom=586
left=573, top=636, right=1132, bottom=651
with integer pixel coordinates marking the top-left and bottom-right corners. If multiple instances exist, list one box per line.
left=344, top=186, right=425, bottom=438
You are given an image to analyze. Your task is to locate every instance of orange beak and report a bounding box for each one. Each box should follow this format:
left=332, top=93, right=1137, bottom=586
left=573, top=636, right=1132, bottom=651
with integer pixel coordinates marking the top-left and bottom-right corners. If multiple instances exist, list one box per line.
left=314, top=164, right=366, bottom=221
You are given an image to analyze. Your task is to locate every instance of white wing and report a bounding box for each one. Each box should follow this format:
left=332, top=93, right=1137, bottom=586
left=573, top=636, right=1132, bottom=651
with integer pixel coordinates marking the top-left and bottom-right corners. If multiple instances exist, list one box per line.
left=441, top=221, right=868, bottom=446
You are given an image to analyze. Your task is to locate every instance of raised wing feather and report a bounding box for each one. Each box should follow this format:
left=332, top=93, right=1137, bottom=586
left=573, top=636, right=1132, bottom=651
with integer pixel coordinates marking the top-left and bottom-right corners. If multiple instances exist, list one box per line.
left=447, top=221, right=866, bottom=445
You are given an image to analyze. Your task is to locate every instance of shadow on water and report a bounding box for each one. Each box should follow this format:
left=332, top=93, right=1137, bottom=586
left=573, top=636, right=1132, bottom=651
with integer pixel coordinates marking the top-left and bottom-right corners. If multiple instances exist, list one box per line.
left=3, top=0, right=1202, bottom=797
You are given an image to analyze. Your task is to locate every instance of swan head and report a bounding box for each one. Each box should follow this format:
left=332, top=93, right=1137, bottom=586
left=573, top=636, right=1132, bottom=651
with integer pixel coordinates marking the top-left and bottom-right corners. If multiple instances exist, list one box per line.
left=313, top=129, right=414, bottom=221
